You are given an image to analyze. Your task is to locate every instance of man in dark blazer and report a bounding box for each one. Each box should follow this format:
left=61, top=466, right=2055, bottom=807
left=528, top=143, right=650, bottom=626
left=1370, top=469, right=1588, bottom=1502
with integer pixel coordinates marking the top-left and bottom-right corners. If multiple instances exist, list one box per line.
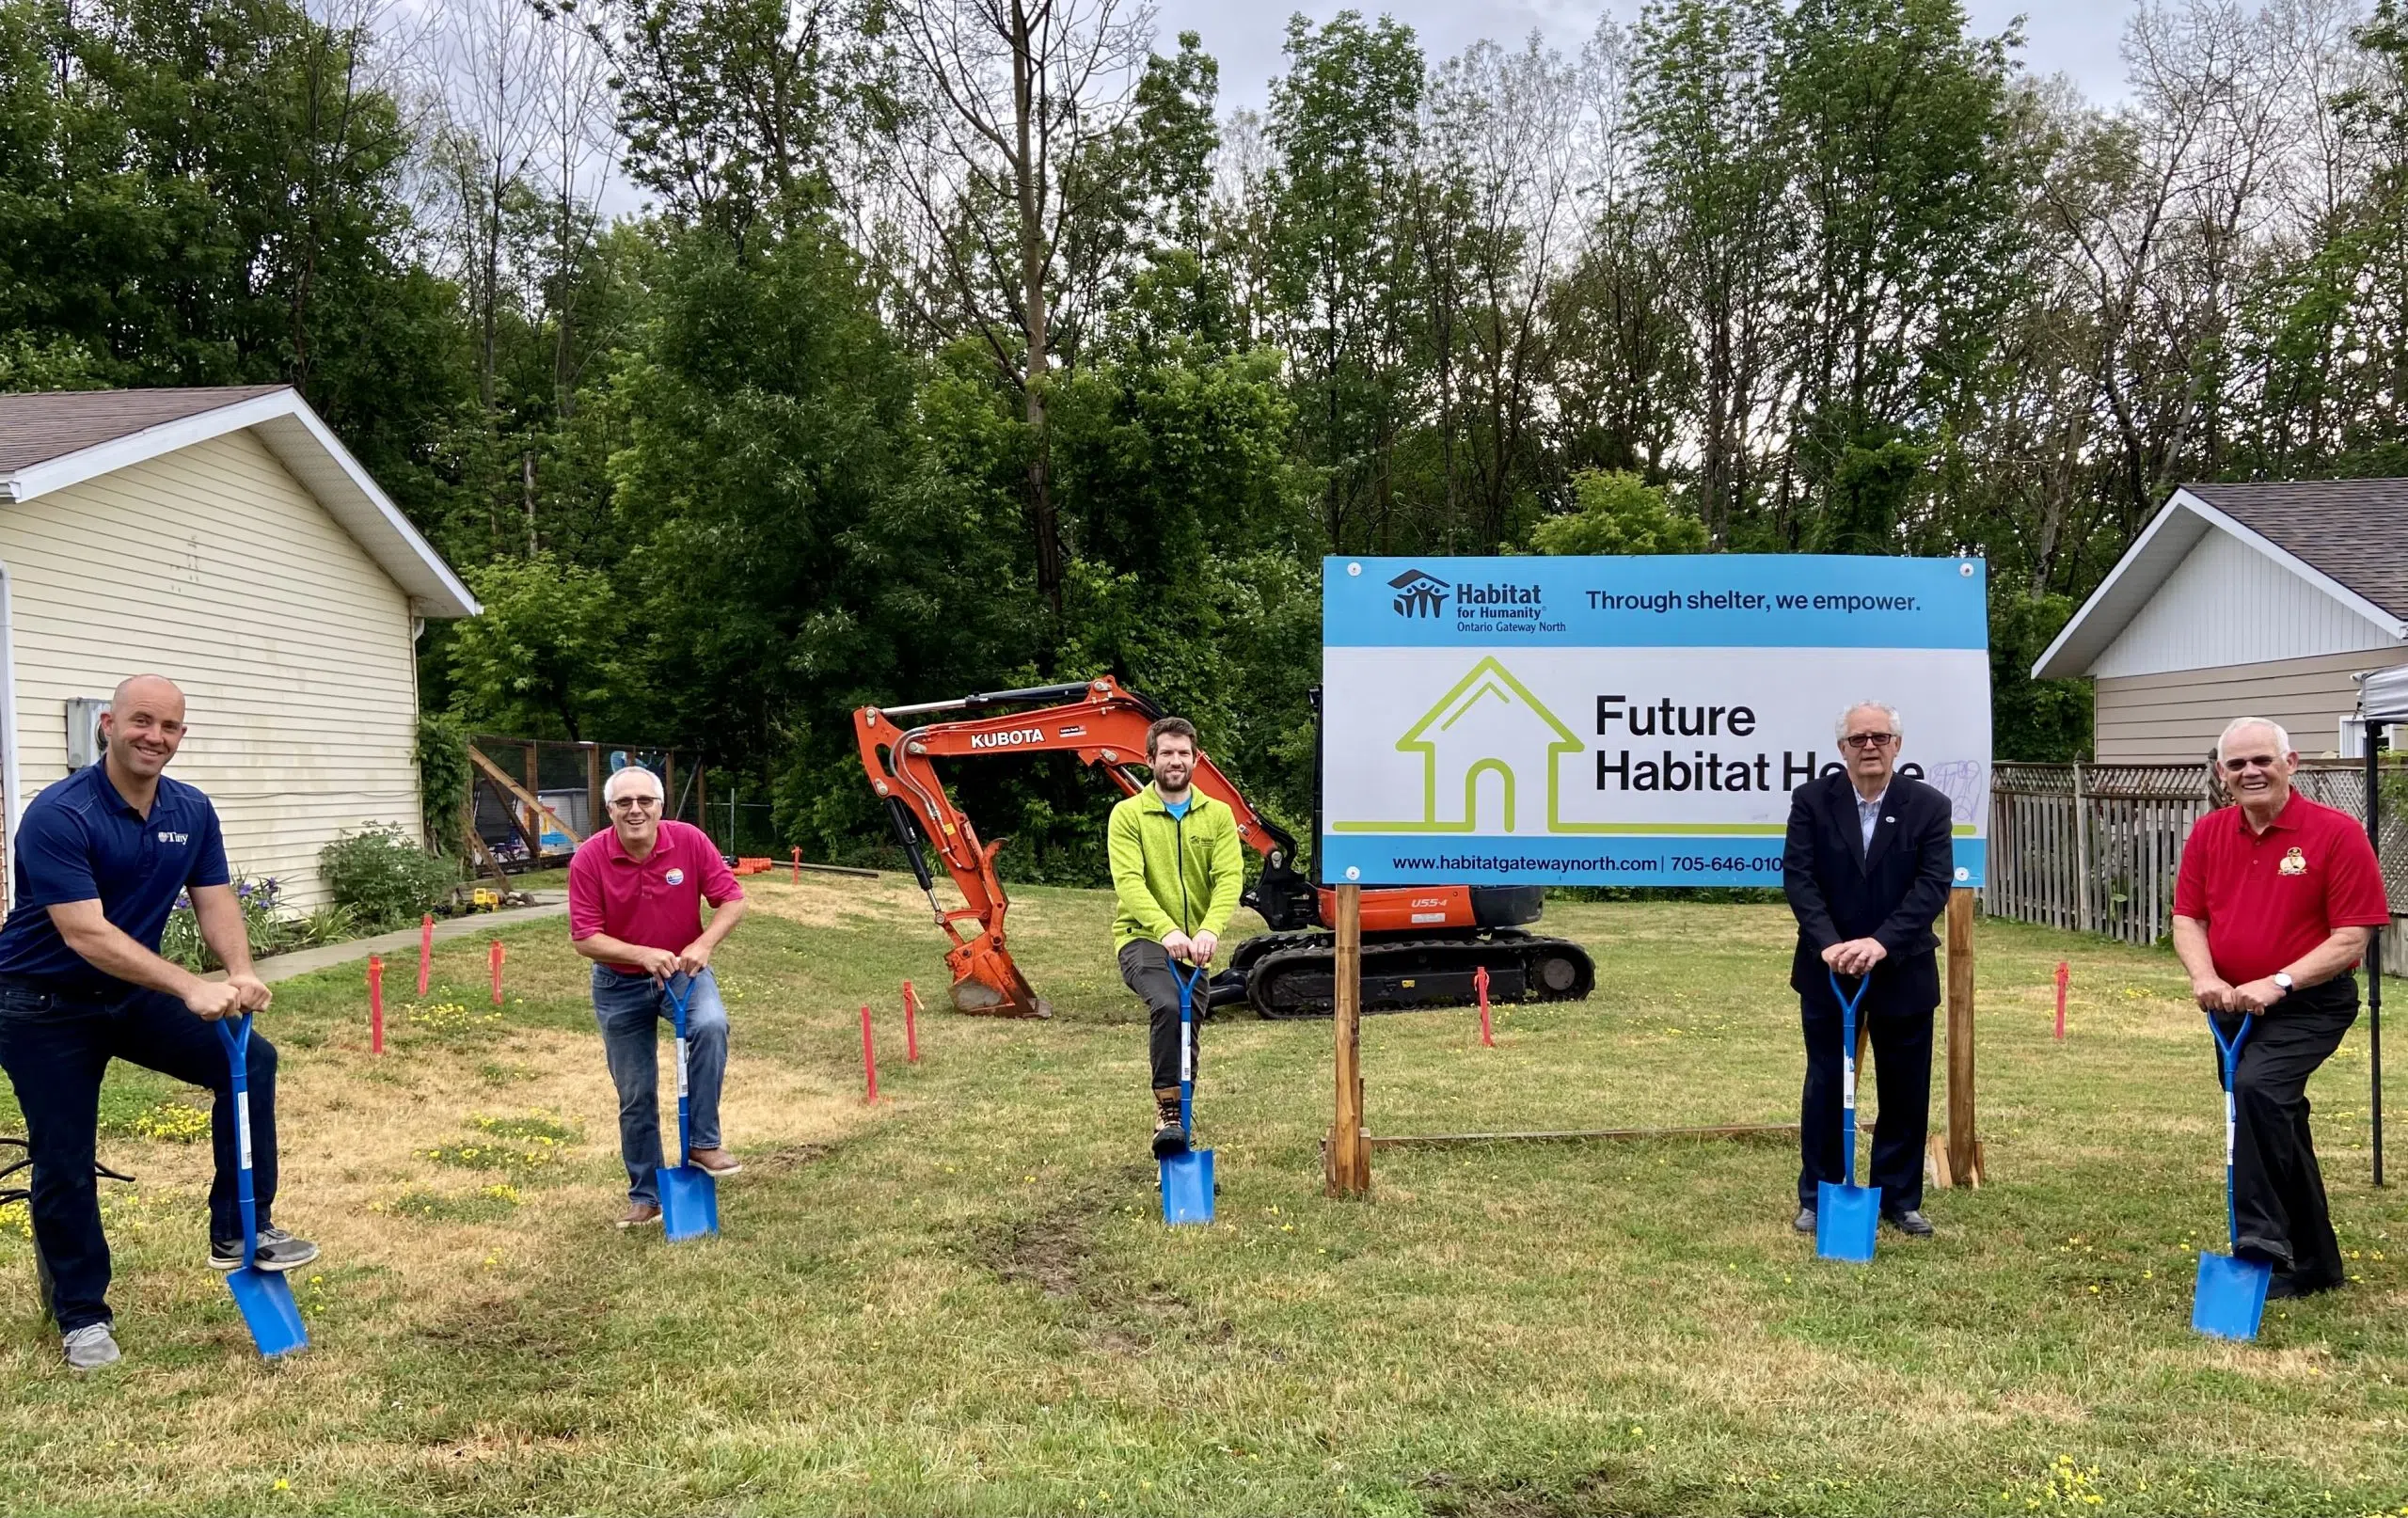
left=1782, top=700, right=1956, bottom=1238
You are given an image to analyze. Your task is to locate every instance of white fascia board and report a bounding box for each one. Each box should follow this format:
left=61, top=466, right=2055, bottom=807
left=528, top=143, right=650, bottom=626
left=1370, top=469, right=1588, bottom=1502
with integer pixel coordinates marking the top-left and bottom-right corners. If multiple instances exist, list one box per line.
left=2029, top=497, right=2206, bottom=679
left=0, top=388, right=482, bottom=620
left=2030, top=488, right=2408, bottom=681
left=1, top=388, right=305, bottom=502
left=2173, top=490, right=2407, bottom=643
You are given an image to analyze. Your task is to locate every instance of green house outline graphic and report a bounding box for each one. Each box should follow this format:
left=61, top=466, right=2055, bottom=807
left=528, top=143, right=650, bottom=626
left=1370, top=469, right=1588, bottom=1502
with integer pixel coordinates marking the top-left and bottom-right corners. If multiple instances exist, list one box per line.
left=1330, top=657, right=1582, bottom=834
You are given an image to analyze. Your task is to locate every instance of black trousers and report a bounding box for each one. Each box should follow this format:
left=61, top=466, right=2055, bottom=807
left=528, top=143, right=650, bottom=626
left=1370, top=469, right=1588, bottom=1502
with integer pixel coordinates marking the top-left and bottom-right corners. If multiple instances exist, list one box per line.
left=0, top=977, right=278, bottom=1334
left=1798, top=972, right=1933, bottom=1212
left=1118, top=941, right=1200, bottom=1093
left=2212, top=975, right=2357, bottom=1289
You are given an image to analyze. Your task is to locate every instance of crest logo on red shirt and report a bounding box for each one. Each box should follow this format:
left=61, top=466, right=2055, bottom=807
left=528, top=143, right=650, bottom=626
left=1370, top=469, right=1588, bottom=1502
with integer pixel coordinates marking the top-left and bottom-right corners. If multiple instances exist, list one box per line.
left=2278, top=847, right=2306, bottom=877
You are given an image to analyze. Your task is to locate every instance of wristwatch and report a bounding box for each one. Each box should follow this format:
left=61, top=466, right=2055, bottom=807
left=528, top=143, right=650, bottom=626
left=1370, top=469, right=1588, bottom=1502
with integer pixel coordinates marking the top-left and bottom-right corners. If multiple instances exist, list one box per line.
left=2272, top=972, right=2295, bottom=995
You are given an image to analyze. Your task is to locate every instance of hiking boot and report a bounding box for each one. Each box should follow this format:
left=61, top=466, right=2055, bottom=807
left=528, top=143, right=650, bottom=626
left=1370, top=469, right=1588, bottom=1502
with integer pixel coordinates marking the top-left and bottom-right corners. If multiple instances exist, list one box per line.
left=688, top=1147, right=742, bottom=1178
left=1882, top=1209, right=1935, bottom=1238
left=618, top=1202, right=662, bottom=1229
left=61, top=1323, right=120, bottom=1371
left=210, top=1226, right=320, bottom=1273
left=1793, top=1207, right=1816, bottom=1234
left=1151, top=1091, right=1189, bottom=1160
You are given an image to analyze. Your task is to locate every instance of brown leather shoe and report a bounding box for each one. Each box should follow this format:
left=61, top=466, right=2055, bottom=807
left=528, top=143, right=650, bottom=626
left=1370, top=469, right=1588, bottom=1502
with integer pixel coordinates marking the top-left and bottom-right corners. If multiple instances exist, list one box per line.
left=617, top=1202, right=662, bottom=1229
left=687, top=1147, right=742, bottom=1178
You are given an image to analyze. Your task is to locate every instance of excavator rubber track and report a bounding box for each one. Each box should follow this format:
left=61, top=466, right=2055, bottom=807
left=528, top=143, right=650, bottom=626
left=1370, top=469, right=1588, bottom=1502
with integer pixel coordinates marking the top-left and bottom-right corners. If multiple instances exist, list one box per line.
left=1230, top=930, right=1596, bottom=1020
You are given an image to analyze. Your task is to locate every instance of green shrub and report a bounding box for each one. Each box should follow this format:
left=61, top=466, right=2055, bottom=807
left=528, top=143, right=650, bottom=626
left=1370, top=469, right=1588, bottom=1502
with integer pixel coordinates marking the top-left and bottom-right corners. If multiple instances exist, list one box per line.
left=321, top=823, right=461, bottom=931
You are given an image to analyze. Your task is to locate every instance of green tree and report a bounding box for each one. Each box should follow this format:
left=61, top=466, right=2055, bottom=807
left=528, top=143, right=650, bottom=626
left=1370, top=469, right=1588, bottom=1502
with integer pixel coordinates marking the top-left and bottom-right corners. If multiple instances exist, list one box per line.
left=1266, top=10, right=1427, bottom=550
left=448, top=551, right=627, bottom=739
left=1528, top=469, right=1709, bottom=555
left=0, top=0, right=465, bottom=508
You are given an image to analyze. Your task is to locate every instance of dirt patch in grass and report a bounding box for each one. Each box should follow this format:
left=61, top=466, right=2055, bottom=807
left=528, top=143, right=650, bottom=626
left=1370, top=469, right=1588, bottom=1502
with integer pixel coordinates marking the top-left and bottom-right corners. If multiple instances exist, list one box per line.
left=982, top=1201, right=1094, bottom=1298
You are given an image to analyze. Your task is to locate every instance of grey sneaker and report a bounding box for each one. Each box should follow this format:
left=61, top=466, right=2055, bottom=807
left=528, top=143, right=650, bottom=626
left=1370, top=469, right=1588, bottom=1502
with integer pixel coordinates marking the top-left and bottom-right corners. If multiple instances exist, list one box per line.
left=1793, top=1207, right=1816, bottom=1234
left=210, top=1226, right=320, bottom=1273
left=62, top=1322, right=120, bottom=1371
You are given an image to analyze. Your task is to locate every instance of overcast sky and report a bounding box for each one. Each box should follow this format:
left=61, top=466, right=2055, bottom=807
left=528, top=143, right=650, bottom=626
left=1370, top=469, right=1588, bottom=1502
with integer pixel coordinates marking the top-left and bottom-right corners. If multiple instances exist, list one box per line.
left=1157, top=0, right=2139, bottom=114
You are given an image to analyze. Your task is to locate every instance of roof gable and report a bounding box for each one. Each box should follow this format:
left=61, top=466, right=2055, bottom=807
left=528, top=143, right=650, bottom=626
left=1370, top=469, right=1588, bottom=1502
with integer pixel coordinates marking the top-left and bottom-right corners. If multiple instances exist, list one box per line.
left=0, top=387, right=478, bottom=619
left=2033, top=486, right=2406, bottom=680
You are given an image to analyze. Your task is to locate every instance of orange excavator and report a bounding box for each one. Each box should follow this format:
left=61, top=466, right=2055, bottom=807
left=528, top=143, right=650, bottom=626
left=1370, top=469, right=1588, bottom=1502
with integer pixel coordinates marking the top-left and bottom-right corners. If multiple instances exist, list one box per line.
left=853, top=676, right=1594, bottom=1020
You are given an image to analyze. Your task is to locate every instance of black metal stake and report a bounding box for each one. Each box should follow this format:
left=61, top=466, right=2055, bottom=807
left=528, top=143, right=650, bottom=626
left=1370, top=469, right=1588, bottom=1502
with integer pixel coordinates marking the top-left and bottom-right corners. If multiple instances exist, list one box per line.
left=2368, top=735, right=2385, bottom=1187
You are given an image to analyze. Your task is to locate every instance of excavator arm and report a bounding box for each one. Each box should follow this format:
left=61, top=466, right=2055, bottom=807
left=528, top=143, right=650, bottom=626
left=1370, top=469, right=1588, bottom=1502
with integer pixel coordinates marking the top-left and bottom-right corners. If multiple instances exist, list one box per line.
left=853, top=677, right=1318, bottom=1017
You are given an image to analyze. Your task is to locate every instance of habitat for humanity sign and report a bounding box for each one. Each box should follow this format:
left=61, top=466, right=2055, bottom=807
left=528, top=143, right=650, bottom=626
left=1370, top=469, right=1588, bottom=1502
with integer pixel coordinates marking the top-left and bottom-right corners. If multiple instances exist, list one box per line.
left=1321, top=555, right=1992, bottom=889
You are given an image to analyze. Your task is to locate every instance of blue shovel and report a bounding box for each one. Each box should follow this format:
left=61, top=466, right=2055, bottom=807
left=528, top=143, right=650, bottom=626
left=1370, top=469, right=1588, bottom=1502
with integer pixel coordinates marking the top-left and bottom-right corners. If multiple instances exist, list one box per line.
left=212, top=1014, right=307, bottom=1357
left=1815, top=971, right=1880, bottom=1263
left=1159, top=960, right=1214, bottom=1225
left=2194, top=1013, right=2271, bottom=1340
left=656, top=974, right=720, bottom=1242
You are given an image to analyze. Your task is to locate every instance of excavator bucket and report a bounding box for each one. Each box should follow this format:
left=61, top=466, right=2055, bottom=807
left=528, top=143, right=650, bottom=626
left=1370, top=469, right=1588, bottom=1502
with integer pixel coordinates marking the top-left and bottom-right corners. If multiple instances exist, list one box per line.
left=945, top=939, right=1053, bottom=1019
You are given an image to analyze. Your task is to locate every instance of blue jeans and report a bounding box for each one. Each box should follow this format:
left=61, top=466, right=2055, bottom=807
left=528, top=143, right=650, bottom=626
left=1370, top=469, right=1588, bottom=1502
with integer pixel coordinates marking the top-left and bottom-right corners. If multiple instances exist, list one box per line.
left=0, top=977, right=278, bottom=1333
left=592, top=968, right=728, bottom=1205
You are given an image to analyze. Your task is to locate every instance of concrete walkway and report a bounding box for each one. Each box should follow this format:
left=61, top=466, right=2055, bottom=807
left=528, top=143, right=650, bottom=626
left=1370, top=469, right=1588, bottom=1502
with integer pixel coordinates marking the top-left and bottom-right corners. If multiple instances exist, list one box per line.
left=242, top=893, right=569, bottom=985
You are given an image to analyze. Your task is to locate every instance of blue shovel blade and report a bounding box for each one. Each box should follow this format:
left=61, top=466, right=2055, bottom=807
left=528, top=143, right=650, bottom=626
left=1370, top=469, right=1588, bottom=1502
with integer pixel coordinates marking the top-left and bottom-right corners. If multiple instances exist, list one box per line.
left=1160, top=1148, right=1215, bottom=1226
left=1815, top=1180, right=1881, bottom=1263
left=2192, top=1251, right=2271, bottom=1340
left=657, top=1164, right=719, bottom=1242
left=226, top=1267, right=308, bottom=1357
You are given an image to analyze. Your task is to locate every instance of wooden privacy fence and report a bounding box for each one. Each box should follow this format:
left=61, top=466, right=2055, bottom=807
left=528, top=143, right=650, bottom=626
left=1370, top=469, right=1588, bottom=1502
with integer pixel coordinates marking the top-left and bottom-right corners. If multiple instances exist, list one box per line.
left=1986, top=761, right=2408, bottom=948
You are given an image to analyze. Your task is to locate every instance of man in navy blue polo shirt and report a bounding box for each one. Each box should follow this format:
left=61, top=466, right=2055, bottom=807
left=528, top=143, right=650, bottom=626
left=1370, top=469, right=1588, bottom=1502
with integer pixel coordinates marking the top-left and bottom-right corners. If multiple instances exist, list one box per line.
left=0, top=675, right=317, bottom=1370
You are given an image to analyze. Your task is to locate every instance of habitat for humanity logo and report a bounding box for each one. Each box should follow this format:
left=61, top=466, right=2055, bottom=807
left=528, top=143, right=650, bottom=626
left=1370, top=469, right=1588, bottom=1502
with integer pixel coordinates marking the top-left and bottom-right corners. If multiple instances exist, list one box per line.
left=1389, top=567, right=1450, bottom=618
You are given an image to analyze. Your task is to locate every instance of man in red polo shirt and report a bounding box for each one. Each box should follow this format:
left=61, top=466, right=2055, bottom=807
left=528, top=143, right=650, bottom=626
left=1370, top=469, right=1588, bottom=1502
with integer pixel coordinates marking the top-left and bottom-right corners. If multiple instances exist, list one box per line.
left=2173, top=716, right=2390, bottom=1297
left=568, top=765, right=749, bottom=1228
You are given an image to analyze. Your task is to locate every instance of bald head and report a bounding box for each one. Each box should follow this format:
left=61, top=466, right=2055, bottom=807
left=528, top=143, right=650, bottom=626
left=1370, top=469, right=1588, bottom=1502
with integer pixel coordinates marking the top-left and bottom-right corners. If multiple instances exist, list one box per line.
left=112, top=674, right=185, bottom=718
left=100, top=674, right=189, bottom=787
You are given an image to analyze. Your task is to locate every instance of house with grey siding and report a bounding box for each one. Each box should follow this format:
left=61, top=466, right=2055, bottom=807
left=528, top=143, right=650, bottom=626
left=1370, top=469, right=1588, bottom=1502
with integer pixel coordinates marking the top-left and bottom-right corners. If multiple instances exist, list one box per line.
left=2033, top=481, right=2408, bottom=762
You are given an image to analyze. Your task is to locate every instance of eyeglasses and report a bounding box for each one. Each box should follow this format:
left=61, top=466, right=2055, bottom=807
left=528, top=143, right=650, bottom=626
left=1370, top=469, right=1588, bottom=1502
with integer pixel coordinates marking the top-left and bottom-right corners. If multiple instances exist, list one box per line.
left=608, top=796, right=662, bottom=811
left=2221, top=755, right=2282, bottom=773
left=1841, top=733, right=1898, bottom=750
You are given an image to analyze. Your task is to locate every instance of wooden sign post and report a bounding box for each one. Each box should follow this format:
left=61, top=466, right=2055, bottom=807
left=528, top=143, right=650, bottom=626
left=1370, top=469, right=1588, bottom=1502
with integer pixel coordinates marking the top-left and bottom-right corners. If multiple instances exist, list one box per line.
left=1324, top=884, right=1370, bottom=1196
left=1933, top=886, right=1985, bottom=1189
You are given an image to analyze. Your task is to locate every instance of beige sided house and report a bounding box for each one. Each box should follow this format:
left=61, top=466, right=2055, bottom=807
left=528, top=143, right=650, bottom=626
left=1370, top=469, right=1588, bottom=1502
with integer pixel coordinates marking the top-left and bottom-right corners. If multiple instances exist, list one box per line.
left=0, top=387, right=480, bottom=909
left=2033, top=481, right=2408, bottom=761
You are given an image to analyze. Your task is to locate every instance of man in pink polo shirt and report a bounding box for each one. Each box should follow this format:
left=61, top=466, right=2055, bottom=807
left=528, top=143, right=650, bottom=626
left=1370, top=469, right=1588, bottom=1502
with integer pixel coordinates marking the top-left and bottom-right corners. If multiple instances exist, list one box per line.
left=568, top=765, right=749, bottom=1228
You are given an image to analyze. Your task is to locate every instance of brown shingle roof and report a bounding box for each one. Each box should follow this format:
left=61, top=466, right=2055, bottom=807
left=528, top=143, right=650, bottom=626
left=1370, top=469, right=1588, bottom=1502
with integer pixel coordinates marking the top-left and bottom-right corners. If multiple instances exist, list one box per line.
left=2180, top=479, right=2408, bottom=620
left=0, top=386, right=291, bottom=476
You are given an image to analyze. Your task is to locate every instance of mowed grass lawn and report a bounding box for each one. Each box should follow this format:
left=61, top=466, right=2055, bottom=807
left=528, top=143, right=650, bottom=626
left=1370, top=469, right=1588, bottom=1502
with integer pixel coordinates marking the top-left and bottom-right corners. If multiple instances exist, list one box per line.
left=1, top=876, right=2404, bottom=1517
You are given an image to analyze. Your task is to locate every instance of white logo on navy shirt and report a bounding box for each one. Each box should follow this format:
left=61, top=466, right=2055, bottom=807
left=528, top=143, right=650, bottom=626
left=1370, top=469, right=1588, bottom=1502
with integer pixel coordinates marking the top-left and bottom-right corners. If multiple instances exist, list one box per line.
left=157, top=830, right=189, bottom=845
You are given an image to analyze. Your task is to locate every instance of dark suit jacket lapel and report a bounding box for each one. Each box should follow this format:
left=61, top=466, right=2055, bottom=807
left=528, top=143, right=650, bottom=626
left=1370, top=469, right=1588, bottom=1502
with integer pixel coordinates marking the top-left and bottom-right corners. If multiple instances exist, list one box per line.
left=1861, top=783, right=1901, bottom=876
left=1823, top=775, right=1867, bottom=876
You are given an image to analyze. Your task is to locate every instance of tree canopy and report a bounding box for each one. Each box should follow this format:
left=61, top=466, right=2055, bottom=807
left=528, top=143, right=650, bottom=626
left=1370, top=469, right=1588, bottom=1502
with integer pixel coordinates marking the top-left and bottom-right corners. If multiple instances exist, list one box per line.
left=6, top=0, right=2398, bottom=867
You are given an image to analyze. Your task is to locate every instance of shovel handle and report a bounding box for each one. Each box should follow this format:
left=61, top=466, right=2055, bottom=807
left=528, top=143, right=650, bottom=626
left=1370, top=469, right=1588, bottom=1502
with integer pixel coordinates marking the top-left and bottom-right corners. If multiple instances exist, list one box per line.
left=663, top=972, right=695, bottom=1038
left=1167, top=960, right=1204, bottom=1131
left=1828, top=972, right=1871, bottom=1187
left=2207, top=1012, right=2255, bottom=1245
left=212, top=1013, right=261, bottom=1267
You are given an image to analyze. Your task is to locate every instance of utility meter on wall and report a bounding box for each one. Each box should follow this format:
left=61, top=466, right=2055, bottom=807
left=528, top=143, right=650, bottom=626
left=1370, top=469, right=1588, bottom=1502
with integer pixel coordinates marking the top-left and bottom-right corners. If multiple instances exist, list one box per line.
left=65, top=697, right=108, bottom=770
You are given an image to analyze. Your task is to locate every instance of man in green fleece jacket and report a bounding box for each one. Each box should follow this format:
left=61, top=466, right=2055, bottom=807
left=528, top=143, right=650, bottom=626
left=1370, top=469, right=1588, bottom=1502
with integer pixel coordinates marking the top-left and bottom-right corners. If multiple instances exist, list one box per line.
left=1109, top=716, right=1246, bottom=1159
